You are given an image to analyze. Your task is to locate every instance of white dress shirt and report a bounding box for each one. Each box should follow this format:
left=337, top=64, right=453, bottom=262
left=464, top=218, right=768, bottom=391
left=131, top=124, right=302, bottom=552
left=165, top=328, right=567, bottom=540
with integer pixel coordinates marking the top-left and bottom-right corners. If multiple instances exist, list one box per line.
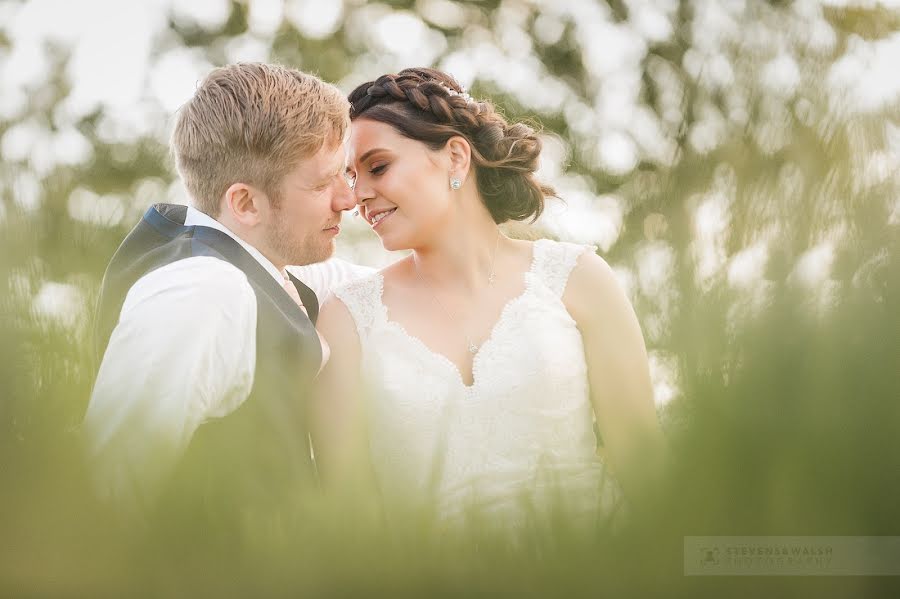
left=85, top=207, right=297, bottom=507
left=287, top=258, right=376, bottom=304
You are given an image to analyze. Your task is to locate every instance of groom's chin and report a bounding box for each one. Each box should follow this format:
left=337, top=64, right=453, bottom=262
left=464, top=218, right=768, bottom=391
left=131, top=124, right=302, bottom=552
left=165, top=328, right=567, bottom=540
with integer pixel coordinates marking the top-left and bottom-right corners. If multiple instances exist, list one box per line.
left=294, top=239, right=335, bottom=266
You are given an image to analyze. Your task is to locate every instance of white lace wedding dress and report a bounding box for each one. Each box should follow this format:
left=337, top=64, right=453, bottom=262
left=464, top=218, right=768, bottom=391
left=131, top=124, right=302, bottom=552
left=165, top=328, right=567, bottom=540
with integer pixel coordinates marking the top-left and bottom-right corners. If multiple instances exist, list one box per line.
left=333, top=239, right=621, bottom=529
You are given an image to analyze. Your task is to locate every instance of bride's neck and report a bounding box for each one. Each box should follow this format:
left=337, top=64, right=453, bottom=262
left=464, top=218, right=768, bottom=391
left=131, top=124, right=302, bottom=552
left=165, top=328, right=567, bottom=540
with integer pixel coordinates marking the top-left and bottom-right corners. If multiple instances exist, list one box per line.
left=411, top=215, right=504, bottom=292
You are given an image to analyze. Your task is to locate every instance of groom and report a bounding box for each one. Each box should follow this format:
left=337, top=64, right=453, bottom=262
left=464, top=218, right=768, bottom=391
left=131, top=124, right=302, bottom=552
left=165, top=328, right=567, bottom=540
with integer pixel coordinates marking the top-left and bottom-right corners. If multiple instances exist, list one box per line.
left=84, top=63, right=356, bottom=520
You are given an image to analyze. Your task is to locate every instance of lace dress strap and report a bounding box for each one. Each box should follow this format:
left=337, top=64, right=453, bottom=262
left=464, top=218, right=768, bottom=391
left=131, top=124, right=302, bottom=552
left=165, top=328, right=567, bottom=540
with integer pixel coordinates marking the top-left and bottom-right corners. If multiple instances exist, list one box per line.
left=331, top=273, right=387, bottom=340
left=532, top=239, right=598, bottom=297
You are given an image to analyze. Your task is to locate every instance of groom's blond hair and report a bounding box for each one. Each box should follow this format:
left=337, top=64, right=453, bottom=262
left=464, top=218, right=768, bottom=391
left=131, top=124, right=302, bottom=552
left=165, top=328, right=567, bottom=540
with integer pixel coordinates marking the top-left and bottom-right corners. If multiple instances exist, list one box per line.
left=172, top=63, right=349, bottom=217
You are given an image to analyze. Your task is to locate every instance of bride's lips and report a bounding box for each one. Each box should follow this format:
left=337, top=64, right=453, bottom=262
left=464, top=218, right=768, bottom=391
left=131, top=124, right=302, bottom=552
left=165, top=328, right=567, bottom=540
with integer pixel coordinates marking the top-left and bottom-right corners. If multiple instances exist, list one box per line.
left=368, top=207, right=396, bottom=229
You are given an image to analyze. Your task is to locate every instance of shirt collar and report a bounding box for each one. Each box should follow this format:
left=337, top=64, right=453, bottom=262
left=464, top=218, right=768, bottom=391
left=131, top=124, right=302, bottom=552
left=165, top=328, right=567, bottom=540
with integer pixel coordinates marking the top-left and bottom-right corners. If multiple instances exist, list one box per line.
left=184, top=205, right=287, bottom=284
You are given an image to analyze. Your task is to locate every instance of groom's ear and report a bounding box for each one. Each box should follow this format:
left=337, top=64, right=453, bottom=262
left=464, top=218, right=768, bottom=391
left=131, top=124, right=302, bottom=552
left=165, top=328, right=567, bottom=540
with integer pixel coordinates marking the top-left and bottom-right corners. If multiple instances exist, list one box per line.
left=445, top=136, right=471, bottom=178
left=223, top=182, right=263, bottom=226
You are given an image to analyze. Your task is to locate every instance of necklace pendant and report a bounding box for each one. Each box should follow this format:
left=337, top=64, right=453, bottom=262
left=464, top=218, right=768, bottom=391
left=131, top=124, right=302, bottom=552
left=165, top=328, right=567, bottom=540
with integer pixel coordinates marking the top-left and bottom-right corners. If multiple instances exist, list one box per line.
left=488, top=273, right=495, bottom=285
left=468, top=342, right=478, bottom=354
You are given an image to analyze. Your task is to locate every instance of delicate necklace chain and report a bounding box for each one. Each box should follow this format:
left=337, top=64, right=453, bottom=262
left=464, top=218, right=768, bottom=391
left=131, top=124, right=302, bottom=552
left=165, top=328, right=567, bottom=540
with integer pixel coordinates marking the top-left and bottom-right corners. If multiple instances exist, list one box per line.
left=414, top=229, right=502, bottom=355
left=415, top=268, right=479, bottom=354
left=487, top=228, right=501, bottom=286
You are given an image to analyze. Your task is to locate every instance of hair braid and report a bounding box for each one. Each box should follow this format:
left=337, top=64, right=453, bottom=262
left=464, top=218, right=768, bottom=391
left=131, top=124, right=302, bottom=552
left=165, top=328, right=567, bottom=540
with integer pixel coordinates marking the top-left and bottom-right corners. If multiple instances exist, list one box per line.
left=348, top=67, right=554, bottom=223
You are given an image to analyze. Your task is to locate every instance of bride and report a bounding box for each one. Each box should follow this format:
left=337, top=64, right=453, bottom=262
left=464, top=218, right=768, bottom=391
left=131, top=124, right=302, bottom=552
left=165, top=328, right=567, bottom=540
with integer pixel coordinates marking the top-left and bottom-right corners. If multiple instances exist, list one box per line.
left=311, top=67, right=663, bottom=529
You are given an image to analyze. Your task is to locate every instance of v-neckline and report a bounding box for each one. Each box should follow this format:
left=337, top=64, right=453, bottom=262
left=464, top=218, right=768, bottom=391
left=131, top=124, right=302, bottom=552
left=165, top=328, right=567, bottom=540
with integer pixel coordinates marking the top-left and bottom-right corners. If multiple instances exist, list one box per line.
left=377, top=241, right=543, bottom=391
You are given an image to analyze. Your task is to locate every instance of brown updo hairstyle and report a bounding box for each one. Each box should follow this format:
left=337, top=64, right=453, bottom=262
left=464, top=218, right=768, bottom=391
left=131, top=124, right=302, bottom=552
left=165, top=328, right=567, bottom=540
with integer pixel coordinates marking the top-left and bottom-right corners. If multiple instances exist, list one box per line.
left=347, top=68, right=555, bottom=224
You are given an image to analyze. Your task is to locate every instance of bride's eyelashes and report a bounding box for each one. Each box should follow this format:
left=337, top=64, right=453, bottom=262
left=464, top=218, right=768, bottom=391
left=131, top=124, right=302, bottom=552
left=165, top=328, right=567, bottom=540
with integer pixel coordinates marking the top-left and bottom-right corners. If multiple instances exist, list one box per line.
left=369, top=163, right=388, bottom=176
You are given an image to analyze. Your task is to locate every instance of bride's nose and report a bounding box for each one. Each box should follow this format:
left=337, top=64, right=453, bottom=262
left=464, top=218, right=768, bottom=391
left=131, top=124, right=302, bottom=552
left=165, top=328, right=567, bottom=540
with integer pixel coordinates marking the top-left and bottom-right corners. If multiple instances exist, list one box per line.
left=353, top=183, right=374, bottom=206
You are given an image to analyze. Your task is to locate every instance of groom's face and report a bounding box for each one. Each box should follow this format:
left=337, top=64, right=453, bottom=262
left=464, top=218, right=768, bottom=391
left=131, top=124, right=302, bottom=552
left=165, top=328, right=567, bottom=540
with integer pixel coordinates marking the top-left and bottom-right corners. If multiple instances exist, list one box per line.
left=263, top=140, right=355, bottom=266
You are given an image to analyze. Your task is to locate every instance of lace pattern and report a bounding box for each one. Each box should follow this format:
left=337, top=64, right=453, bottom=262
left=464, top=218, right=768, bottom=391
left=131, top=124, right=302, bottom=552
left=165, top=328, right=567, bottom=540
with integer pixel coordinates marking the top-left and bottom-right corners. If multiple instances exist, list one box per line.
left=331, top=273, right=386, bottom=341
left=534, top=239, right=599, bottom=297
left=336, top=239, right=619, bottom=526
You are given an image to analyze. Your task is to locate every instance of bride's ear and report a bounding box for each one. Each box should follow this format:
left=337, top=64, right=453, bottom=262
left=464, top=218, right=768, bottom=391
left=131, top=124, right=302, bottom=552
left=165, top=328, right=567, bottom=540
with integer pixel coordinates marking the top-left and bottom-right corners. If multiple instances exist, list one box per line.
left=445, top=136, right=472, bottom=180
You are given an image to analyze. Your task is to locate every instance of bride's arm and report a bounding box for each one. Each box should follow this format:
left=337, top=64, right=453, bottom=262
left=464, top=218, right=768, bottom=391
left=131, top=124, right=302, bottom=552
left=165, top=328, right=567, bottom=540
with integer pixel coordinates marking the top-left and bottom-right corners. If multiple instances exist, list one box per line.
left=310, top=295, right=375, bottom=490
left=564, top=250, right=666, bottom=499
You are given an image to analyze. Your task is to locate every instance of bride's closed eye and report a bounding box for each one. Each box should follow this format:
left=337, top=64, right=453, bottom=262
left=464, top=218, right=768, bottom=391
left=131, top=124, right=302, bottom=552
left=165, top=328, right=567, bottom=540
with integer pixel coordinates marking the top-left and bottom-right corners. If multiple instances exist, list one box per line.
left=369, top=163, right=388, bottom=175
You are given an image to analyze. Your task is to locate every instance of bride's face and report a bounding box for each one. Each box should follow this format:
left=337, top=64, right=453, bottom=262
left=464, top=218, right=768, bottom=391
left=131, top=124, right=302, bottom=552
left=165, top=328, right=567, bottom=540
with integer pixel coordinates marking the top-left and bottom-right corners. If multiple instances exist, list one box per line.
left=347, top=118, right=453, bottom=251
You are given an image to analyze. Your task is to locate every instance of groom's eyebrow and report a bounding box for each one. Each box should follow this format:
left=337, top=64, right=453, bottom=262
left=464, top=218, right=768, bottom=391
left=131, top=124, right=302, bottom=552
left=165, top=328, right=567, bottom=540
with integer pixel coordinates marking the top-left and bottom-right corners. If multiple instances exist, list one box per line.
left=317, top=161, right=346, bottom=183
left=328, top=162, right=345, bottom=178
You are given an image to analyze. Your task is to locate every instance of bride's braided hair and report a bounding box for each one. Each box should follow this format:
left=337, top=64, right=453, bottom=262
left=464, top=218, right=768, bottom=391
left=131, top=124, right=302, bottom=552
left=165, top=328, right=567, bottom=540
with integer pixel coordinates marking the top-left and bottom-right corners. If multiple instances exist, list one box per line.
left=348, top=68, right=554, bottom=223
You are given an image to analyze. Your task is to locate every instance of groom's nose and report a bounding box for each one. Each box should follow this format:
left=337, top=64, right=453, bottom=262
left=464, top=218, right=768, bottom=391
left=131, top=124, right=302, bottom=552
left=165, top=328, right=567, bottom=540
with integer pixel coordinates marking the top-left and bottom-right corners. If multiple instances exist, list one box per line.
left=332, top=177, right=356, bottom=212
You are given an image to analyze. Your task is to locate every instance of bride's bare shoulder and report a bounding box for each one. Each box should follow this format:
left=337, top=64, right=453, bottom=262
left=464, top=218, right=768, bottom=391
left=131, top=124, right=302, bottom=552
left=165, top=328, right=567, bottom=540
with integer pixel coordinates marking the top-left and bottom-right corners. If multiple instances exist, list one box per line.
left=565, top=250, right=621, bottom=304
left=564, top=248, right=643, bottom=344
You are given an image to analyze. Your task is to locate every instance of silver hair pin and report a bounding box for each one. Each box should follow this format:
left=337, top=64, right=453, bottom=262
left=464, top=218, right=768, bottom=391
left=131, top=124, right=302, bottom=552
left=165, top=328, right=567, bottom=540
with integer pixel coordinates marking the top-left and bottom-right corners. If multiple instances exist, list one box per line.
left=440, top=82, right=474, bottom=103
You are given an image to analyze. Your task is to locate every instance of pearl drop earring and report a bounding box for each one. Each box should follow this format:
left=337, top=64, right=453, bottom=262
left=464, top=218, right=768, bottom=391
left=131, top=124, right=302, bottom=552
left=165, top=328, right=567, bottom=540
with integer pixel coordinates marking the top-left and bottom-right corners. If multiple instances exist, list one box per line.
left=450, top=177, right=462, bottom=190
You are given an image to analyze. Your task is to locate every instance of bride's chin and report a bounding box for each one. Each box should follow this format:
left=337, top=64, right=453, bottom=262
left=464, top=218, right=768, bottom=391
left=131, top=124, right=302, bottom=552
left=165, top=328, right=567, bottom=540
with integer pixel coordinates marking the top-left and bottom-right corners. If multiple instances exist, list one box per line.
left=378, top=232, right=411, bottom=252
left=380, top=238, right=405, bottom=252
